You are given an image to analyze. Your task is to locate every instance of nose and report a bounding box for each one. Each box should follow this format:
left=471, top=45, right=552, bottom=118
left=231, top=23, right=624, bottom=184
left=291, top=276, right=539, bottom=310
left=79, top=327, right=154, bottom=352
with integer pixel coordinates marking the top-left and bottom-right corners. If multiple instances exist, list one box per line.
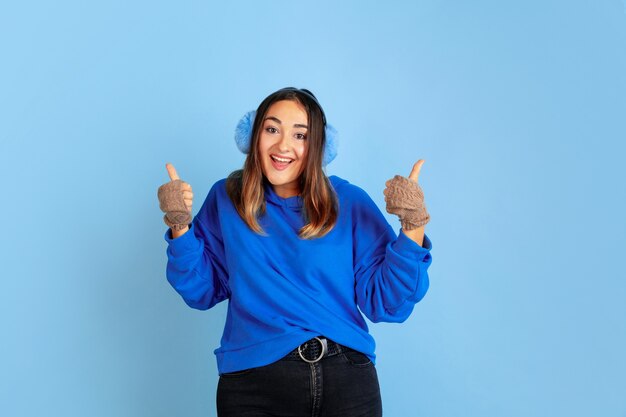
left=278, top=133, right=290, bottom=152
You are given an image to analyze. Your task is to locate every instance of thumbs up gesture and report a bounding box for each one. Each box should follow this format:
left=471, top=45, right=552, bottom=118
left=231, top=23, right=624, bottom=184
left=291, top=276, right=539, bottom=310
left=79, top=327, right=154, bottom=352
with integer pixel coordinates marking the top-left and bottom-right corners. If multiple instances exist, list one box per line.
left=157, top=163, right=194, bottom=231
left=383, top=159, right=430, bottom=230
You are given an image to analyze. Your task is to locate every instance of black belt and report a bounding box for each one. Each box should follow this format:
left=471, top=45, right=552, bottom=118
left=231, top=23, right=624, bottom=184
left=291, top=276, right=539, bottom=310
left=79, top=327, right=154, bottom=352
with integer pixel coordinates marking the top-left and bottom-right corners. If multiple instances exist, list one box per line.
left=283, top=336, right=347, bottom=363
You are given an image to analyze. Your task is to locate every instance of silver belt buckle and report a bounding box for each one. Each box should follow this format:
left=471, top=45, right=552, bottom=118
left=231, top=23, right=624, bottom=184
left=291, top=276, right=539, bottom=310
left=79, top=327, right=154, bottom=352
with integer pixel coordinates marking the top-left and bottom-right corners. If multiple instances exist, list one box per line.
left=298, top=337, right=328, bottom=363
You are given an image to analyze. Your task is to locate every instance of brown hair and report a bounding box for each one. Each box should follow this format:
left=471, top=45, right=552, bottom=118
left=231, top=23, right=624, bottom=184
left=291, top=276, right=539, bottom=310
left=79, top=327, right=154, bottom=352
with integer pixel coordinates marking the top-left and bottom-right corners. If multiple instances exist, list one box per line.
left=226, top=87, right=338, bottom=239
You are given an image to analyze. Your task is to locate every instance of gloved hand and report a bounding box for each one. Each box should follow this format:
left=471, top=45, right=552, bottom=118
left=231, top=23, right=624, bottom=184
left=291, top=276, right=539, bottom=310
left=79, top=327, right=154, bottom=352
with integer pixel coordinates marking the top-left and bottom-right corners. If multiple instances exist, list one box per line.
left=157, top=163, right=193, bottom=231
left=384, top=160, right=430, bottom=230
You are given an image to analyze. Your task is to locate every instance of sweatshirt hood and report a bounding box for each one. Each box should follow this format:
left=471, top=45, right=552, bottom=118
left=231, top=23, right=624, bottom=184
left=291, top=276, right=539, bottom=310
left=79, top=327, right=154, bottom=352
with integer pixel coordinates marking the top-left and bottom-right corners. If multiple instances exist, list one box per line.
left=263, top=178, right=303, bottom=211
left=262, top=175, right=347, bottom=212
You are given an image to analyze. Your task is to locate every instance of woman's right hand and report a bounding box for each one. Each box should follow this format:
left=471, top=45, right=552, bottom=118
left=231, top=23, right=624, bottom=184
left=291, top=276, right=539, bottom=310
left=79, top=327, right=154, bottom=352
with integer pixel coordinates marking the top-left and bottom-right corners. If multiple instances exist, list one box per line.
left=157, top=163, right=194, bottom=236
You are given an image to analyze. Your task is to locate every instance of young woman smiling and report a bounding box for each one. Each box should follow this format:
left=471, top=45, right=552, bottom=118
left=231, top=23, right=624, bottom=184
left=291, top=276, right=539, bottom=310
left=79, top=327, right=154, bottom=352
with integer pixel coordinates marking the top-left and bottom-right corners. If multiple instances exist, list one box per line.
left=158, top=87, right=432, bottom=416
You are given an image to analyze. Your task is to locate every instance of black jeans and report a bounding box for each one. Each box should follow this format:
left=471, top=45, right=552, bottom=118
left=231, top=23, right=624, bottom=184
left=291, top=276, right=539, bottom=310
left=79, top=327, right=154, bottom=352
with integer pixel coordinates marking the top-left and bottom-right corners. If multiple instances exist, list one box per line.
left=216, top=337, right=383, bottom=417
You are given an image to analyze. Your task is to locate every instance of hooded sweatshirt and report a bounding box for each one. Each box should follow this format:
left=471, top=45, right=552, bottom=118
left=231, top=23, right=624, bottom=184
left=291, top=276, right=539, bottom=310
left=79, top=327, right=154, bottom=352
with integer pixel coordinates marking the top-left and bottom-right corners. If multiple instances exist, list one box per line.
left=163, top=174, right=433, bottom=375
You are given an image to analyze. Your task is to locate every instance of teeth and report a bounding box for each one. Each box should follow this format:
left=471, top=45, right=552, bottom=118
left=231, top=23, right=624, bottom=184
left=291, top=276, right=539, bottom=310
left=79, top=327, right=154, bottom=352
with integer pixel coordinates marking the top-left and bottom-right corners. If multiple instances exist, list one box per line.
left=272, top=156, right=292, bottom=163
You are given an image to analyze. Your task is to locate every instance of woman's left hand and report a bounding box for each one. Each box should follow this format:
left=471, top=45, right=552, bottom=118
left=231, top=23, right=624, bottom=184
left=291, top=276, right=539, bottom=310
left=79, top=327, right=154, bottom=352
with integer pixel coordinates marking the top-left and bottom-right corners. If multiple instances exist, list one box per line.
left=384, top=159, right=430, bottom=231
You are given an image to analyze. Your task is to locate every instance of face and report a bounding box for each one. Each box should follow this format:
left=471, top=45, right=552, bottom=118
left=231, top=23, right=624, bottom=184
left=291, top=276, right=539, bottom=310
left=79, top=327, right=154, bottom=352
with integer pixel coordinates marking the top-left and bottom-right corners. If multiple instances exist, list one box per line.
left=258, top=100, right=309, bottom=198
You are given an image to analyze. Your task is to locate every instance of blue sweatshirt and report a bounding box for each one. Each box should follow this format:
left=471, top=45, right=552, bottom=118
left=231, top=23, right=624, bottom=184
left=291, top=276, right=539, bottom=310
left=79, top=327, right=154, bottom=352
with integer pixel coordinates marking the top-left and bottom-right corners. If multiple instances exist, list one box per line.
left=163, top=174, right=433, bottom=375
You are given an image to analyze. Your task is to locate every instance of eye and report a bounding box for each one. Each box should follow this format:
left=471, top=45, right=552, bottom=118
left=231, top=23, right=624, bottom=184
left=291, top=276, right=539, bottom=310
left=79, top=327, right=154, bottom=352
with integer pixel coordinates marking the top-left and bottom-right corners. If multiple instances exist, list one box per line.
left=295, top=133, right=307, bottom=140
left=265, top=126, right=278, bottom=134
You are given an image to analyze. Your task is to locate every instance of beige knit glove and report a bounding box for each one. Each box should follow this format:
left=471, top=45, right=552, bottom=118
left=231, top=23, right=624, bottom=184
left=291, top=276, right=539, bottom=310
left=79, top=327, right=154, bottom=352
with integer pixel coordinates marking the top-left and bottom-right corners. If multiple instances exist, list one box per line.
left=383, top=160, right=430, bottom=230
left=157, top=163, right=193, bottom=231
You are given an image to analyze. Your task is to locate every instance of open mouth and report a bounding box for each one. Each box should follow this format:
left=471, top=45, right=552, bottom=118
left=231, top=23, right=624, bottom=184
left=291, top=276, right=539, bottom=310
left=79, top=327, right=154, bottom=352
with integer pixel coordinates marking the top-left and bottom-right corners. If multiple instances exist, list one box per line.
left=270, top=155, right=294, bottom=164
left=269, top=154, right=294, bottom=171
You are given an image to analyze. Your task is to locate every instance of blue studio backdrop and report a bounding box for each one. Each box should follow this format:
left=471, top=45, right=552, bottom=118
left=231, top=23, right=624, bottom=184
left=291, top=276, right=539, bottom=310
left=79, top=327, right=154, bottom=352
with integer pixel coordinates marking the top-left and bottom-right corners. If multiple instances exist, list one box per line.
left=1, top=1, right=625, bottom=416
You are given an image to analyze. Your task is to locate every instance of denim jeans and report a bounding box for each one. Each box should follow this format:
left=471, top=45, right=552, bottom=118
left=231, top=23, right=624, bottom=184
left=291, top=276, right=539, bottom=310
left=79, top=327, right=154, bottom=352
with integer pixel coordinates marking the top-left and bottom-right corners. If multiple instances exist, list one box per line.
left=216, top=338, right=383, bottom=417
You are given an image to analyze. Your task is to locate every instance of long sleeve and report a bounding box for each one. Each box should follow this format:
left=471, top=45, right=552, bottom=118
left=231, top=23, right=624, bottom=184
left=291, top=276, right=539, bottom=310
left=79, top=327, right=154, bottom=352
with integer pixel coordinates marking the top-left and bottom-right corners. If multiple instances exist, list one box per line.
left=162, top=174, right=432, bottom=374
left=351, top=185, right=433, bottom=323
left=163, top=184, right=230, bottom=310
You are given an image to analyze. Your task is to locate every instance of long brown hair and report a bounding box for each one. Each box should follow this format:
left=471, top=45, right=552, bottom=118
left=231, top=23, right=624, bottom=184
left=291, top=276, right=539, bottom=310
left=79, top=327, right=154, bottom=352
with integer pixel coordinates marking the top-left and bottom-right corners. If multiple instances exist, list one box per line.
left=226, top=87, right=338, bottom=239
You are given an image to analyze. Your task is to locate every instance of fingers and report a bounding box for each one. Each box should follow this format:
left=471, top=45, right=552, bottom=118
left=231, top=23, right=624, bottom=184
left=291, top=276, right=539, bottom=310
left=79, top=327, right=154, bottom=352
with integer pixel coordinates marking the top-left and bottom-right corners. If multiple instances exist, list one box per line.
left=162, top=163, right=193, bottom=209
left=166, top=163, right=180, bottom=181
left=408, top=159, right=424, bottom=183
left=183, top=190, right=193, bottom=209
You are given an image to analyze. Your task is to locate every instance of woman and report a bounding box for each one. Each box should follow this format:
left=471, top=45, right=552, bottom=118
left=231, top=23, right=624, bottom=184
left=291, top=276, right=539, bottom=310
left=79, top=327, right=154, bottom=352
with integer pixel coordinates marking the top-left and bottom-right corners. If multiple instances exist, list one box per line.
left=158, top=87, right=432, bottom=416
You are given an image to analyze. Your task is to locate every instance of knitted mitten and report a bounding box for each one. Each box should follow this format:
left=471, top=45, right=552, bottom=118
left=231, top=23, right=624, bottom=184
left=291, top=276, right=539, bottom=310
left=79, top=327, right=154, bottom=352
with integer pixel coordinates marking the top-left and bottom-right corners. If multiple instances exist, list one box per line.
left=157, top=179, right=192, bottom=231
left=384, top=175, right=430, bottom=230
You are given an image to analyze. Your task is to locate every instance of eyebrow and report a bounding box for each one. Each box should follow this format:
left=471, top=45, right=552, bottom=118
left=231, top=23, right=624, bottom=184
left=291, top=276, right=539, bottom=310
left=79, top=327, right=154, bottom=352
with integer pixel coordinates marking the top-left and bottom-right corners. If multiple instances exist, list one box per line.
left=264, top=116, right=308, bottom=129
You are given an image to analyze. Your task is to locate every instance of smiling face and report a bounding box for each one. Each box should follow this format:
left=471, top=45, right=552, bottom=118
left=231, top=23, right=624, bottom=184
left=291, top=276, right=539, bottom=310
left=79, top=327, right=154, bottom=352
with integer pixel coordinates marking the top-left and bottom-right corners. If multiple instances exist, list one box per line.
left=258, top=100, right=309, bottom=198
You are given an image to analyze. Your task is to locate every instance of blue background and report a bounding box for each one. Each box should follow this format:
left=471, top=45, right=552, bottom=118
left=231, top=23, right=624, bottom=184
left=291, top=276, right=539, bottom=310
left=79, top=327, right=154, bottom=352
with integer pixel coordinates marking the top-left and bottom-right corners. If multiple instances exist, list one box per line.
left=1, top=1, right=625, bottom=416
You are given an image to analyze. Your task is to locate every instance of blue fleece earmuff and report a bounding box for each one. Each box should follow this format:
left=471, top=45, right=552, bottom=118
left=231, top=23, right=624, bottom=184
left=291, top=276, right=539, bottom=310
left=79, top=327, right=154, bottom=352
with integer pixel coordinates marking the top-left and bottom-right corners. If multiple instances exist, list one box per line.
left=234, top=110, right=338, bottom=167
